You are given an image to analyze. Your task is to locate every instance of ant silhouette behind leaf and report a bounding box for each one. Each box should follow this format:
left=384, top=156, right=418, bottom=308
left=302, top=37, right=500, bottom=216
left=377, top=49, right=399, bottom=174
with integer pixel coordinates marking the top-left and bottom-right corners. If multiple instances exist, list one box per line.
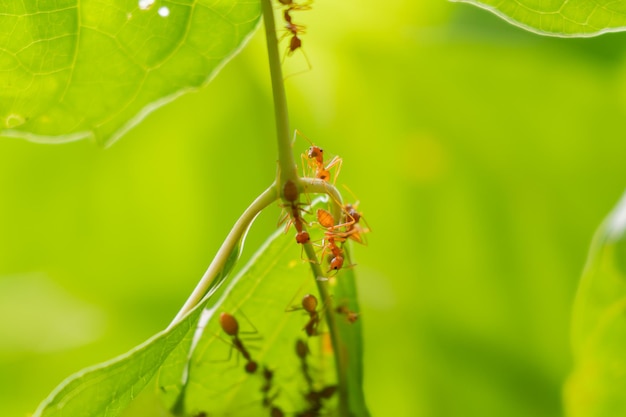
left=218, top=312, right=260, bottom=374
left=260, top=366, right=286, bottom=417
left=286, top=293, right=324, bottom=337
left=335, top=304, right=359, bottom=324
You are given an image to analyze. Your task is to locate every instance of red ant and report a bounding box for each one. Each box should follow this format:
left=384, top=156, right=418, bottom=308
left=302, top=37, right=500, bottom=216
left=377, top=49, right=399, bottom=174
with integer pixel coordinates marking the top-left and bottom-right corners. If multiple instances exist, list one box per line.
left=318, top=192, right=370, bottom=246
left=283, top=10, right=305, bottom=53
left=279, top=180, right=310, bottom=244
left=261, top=366, right=285, bottom=417
left=341, top=202, right=370, bottom=245
left=294, top=339, right=337, bottom=416
left=278, top=0, right=311, bottom=57
left=316, top=208, right=352, bottom=272
left=305, top=144, right=343, bottom=183
left=290, top=129, right=343, bottom=183
left=335, top=304, right=359, bottom=324
left=279, top=8, right=311, bottom=74
left=288, top=293, right=321, bottom=337
left=219, top=312, right=258, bottom=374
left=301, top=293, right=321, bottom=336
left=295, top=339, right=314, bottom=389
left=339, top=187, right=371, bottom=244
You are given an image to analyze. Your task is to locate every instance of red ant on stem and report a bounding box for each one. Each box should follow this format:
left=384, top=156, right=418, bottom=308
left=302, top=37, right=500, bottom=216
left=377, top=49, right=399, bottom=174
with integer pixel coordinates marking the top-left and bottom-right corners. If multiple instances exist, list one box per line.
left=315, top=208, right=352, bottom=272
left=317, top=186, right=371, bottom=252
left=296, top=130, right=343, bottom=184
left=277, top=0, right=312, bottom=72
left=279, top=180, right=310, bottom=244
left=335, top=304, right=359, bottom=324
left=339, top=186, right=371, bottom=245
left=288, top=293, right=322, bottom=337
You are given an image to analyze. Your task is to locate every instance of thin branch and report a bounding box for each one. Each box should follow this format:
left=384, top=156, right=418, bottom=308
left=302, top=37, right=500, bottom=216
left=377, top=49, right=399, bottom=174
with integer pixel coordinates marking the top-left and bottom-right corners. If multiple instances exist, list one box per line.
left=167, top=183, right=278, bottom=329
left=261, top=0, right=299, bottom=188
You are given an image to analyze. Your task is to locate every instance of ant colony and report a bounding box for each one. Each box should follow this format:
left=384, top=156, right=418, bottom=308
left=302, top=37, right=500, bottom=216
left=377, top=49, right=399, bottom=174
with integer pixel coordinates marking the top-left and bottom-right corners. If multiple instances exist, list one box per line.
left=183, top=131, right=368, bottom=416
left=183, top=2, right=370, bottom=416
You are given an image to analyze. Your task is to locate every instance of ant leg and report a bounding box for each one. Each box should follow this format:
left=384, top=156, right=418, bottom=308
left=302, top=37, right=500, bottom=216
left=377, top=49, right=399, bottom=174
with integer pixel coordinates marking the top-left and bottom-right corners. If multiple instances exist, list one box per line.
left=324, top=155, right=343, bottom=185
left=236, top=309, right=261, bottom=336
left=283, top=46, right=312, bottom=81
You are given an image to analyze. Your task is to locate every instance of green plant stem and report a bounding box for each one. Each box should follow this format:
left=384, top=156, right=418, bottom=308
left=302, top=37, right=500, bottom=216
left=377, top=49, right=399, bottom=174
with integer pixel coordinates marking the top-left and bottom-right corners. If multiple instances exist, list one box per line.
left=167, top=183, right=278, bottom=330
left=261, top=1, right=350, bottom=414
left=300, top=177, right=344, bottom=222
left=302, top=242, right=351, bottom=416
left=261, top=0, right=298, bottom=189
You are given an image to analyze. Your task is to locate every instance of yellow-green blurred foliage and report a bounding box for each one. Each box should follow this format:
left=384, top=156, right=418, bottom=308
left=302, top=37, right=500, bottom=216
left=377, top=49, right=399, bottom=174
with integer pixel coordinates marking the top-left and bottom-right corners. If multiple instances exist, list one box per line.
left=2, top=1, right=626, bottom=416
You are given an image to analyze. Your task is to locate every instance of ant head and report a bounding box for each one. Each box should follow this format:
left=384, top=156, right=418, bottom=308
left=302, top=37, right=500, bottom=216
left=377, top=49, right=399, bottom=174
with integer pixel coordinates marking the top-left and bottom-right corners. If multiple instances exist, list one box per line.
left=307, top=146, right=323, bottom=159
left=296, top=231, right=310, bottom=244
left=219, top=312, right=239, bottom=336
left=345, top=205, right=360, bottom=223
left=245, top=361, right=258, bottom=374
left=302, top=293, right=318, bottom=312
left=329, top=255, right=344, bottom=271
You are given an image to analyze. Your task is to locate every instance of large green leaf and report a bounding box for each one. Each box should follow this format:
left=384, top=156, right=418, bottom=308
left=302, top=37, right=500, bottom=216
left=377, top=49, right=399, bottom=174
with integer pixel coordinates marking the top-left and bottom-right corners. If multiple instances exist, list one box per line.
left=32, top=225, right=369, bottom=417
left=32, top=235, right=243, bottom=417
left=32, top=293, right=205, bottom=417
left=159, top=232, right=370, bottom=417
left=0, top=0, right=261, bottom=146
left=452, top=0, right=626, bottom=37
left=565, top=191, right=626, bottom=416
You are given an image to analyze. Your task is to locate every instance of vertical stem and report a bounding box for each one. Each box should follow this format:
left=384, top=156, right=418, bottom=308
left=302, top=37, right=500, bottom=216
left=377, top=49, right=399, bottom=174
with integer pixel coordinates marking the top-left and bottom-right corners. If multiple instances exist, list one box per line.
left=261, top=0, right=299, bottom=187
left=167, top=184, right=278, bottom=329
left=302, top=243, right=351, bottom=416
left=261, top=1, right=350, bottom=415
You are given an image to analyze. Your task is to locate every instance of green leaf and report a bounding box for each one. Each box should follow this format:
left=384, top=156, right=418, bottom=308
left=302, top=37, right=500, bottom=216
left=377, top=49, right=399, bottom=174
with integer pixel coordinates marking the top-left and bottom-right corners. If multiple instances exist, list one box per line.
left=32, top=230, right=245, bottom=417
left=333, top=249, right=370, bottom=417
left=33, top=225, right=369, bottom=417
left=159, top=231, right=370, bottom=417
left=32, top=297, right=205, bottom=417
left=451, top=0, right=626, bottom=37
left=565, top=191, right=626, bottom=416
left=0, top=0, right=261, bottom=146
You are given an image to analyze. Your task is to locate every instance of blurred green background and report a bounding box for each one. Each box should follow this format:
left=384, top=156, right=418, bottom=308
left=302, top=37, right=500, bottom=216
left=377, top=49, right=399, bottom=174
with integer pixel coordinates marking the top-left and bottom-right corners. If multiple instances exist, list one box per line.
left=2, top=1, right=626, bottom=416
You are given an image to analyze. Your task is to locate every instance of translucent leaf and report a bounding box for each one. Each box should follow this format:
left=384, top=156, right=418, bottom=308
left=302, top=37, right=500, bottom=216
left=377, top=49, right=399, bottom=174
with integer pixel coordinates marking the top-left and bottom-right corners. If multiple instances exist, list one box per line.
left=451, top=0, right=626, bottom=37
left=565, top=191, right=626, bottom=416
left=159, top=231, right=370, bottom=417
left=0, top=0, right=261, bottom=146
left=32, top=298, right=205, bottom=417
left=33, top=227, right=369, bottom=417
left=32, top=231, right=243, bottom=417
